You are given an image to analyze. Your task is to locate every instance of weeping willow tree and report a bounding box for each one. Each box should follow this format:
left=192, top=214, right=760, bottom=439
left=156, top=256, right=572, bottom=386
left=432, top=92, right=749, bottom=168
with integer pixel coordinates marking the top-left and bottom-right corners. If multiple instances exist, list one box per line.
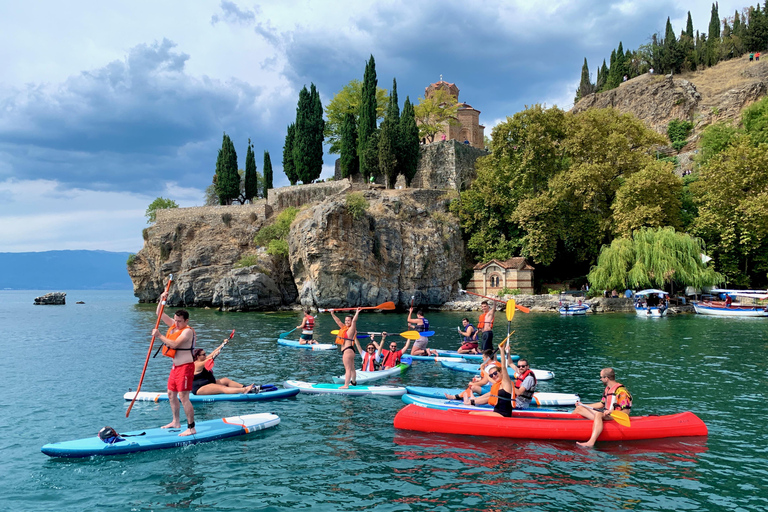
left=587, top=227, right=724, bottom=290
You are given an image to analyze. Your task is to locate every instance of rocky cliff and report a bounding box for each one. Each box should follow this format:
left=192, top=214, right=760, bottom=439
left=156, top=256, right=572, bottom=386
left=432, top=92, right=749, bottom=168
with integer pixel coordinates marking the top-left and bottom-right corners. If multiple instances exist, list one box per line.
left=289, top=188, right=463, bottom=308
left=572, top=56, right=768, bottom=166
left=129, top=188, right=464, bottom=310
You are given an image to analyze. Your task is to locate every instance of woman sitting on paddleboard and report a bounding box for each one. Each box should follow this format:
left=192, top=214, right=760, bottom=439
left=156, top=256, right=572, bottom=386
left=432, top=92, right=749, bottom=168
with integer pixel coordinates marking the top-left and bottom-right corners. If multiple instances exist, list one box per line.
left=191, top=342, right=256, bottom=395
left=464, top=344, right=516, bottom=417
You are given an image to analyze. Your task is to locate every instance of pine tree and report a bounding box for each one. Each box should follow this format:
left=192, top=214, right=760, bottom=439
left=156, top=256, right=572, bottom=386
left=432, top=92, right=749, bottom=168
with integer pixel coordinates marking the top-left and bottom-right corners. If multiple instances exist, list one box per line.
left=263, top=150, right=273, bottom=197
left=283, top=123, right=298, bottom=185
left=339, top=112, right=358, bottom=178
left=214, top=133, right=240, bottom=205
left=399, top=97, right=420, bottom=187
left=663, top=17, right=682, bottom=73
left=358, top=55, right=378, bottom=178
left=244, top=138, right=258, bottom=202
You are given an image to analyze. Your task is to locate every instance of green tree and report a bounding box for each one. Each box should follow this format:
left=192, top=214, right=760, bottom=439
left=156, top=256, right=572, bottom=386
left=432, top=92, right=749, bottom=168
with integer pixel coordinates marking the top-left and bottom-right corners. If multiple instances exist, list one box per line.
left=378, top=116, right=398, bottom=188
left=214, top=133, right=240, bottom=205
left=244, top=138, right=258, bottom=202
left=741, top=95, right=768, bottom=145
left=697, top=122, right=740, bottom=168
left=575, top=58, right=595, bottom=103
left=611, top=161, right=683, bottom=236
left=587, top=227, right=724, bottom=290
left=706, top=2, right=721, bottom=66
left=146, top=197, right=178, bottom=224
left=399, top=96, right=420, bottom=186
left=596, top=59, right=608, bottom=91
left=361, top=129, right=380, bottom=182
left=263, top=150, right=273, bottom=197
left=292, top=84, right=324, bottom=184
left=323, top=79, right=388, bottom=154
left=339, top=112, right=359, bottom=178
left=692, top=137, right=768, bottom=286
left=283, top=123, right=297, bottom=185
left=358, top=55, right=378, bottom=178
left=414, top=88, right=460, bottom=143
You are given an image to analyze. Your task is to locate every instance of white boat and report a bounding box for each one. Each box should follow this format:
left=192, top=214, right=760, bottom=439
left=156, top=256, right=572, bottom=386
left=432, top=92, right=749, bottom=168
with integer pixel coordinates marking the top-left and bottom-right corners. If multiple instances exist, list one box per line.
left=634, top=289, right=669, bottom=317
left=693, top=290, right=768, bottom=317
left=558, top=304, right=589, bottom=315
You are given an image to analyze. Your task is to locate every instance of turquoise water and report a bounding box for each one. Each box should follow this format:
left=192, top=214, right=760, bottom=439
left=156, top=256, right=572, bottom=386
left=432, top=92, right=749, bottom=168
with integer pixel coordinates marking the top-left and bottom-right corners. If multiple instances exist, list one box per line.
left=2, top=290, right=766, bottom=511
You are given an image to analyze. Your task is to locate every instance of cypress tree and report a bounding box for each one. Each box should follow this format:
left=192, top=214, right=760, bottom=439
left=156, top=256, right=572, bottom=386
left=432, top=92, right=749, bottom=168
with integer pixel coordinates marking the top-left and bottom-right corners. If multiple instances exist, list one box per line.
left=378, top=117, right=397, bottom=188
left=361, top=129, right=379, bottom=182
left=244, top=138, right=258, bottom=202
left=708, top=3, right=720, bottom=39
left=293, top=86, right=313, bottom=183
left=387, top=78, right=403, bottom=182
left=575, top=57, right=595, bottom=102
left=399, top=97, right=420, bottom=187
left=686, top=11, right=694, bottom=39
left=339, top=112, right=358, bottom=178
left=605, top=48, right=619, bottom=89
left=283, top=123, right=298, bottom=185
left=358, top=55, right=378, bottom=178
left=308, top=83, right=325, bottom=182
left=706, top=2, right=721, bottom=66
left=214, top=133, right=240, bottom=205
left=596, top=59, right=608, bottom=91
left=663, top=17, right=682, bottom=73
left=263, top=150, right=273, bottom=197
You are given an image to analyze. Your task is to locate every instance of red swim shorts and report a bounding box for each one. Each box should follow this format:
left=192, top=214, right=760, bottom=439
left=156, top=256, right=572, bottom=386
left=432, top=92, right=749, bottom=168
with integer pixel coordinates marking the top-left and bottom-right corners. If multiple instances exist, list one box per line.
left=460, top=342, right=479, bottom=351
left=168, top=362, right=195, bottom=392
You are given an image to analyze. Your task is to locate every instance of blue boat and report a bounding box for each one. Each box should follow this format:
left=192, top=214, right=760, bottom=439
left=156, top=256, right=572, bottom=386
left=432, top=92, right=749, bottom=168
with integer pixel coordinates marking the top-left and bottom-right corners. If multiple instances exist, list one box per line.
left=41, top=413, right=280, bottom=458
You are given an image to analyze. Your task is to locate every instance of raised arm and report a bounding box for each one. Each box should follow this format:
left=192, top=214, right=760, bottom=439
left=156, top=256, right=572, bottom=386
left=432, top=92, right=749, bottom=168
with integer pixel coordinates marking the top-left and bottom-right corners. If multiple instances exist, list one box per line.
left=330, top=310, right=344, bottom=329
left=348, top=308, right=362, bottom=338
left=499, top=344, right=514, bottom=394
left=157, top=291, right=174, bottom=327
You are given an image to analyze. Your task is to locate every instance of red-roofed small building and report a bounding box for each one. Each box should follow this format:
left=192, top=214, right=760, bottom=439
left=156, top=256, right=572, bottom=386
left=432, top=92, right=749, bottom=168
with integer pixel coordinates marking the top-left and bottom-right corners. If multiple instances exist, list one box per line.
left=466, top=258, right=535, bottom=296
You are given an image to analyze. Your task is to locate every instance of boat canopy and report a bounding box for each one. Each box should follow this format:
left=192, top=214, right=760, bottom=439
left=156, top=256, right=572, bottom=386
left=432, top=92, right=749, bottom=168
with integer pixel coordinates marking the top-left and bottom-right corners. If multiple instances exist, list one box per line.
left=710, top=288, right=768, bottom=299
left=635, top=289, right=668, bottom=296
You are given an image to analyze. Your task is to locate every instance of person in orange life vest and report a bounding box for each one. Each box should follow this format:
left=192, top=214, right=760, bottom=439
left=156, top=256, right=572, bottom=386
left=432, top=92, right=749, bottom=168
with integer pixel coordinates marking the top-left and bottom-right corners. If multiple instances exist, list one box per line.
left=330, top=308, right=361, bottom=388
left=191, top=344, right=255, bottom=395
left=444, top=349, right=496, bottom=399
left=407, top=307, right=435, bottom=356
left=506, top=356, right=537, bottom=409
left=297, top=309, right=317, bottom=344
left=574, top=367, right=632, bottom=447
left=152, top=291, right=196, bottom=437
left=478, top=300, right=497, bottom=351
left=464, top=344, right=515, bottom=417
left=456, top=317, right=479, bottom=354
left=374, top=333, right=411, bottom=369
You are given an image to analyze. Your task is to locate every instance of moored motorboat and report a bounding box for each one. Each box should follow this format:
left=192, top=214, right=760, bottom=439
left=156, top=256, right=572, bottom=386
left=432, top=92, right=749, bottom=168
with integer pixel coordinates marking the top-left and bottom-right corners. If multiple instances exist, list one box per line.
left=634, top=289, right=669, bottom=317
left=692, top=290, right=768, bottom=317
left=393, top=404, right=707, bottom=441
left=558, top=304, right=589, bottom=315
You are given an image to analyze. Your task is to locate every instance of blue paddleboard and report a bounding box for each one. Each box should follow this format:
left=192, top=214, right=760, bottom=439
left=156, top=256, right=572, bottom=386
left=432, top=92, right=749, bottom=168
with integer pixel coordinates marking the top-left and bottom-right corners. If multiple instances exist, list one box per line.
left=439, top=360, right=555, bottom=380
left=41, top=413, right=280, bottom=458
left=123, top=387, right=299, bottom=403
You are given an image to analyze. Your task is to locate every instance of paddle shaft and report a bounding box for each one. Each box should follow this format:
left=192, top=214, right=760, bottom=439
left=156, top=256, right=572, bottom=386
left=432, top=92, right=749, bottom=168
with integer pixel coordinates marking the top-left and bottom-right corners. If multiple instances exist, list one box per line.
left=319, top=301, right=396, bottom=313
left=580, top=403, right=631, bottom=426
left=127, top=275, right=173, bottom=418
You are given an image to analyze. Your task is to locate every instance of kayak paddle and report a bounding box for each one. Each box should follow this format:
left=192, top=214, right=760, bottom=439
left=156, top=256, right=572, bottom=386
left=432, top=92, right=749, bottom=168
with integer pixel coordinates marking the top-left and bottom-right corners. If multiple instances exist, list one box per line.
left=580, top=404, right=631, bottom=427
left=318, top=301, right=396, bottom=312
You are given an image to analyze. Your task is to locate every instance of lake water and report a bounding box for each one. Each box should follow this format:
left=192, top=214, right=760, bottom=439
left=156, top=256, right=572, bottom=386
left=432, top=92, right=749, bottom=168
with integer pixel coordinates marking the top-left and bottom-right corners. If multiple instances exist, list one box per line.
left=2, top=290, right=766, bottom=511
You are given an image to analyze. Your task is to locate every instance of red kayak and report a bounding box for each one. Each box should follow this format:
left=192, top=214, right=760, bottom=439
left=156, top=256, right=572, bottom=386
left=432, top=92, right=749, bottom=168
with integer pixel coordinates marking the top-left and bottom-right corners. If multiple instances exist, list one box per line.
left=393, top=404, right=708, bottom=442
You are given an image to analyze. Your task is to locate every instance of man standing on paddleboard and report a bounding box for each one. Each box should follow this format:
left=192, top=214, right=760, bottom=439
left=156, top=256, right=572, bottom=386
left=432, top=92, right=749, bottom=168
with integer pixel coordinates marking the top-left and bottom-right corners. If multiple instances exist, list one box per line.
left=478, top=301, right=496, bottom=352
left=152, top=291, right=197, bottom=437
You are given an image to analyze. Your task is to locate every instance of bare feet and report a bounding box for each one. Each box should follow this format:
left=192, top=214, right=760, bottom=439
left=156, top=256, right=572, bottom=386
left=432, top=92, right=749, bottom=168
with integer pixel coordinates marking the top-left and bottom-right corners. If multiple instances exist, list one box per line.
left=339, top=385, right=349, bottom=389
left=576, top=441, right=595, bottom=448
left=179, top=427, right=197, bottom=437
left=162, top=422, right=180, bottom=429
left=243, top=384, right=255, bottom=394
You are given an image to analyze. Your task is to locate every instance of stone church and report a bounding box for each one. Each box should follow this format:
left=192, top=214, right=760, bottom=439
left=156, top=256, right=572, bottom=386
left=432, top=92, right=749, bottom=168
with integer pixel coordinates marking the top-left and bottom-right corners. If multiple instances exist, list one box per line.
left=422, top=78, right=485, bottom=149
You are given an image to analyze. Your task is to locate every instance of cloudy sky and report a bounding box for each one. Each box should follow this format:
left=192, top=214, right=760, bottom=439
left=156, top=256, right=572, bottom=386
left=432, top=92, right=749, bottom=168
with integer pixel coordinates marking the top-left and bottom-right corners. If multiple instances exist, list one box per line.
left=0, top=0, right=745, bottom=252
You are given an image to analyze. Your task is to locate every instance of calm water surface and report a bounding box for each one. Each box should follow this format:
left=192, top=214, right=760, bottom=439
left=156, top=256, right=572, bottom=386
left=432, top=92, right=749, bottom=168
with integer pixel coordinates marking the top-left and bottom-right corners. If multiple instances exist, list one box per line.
left=2, top=290, right=766, bottom=511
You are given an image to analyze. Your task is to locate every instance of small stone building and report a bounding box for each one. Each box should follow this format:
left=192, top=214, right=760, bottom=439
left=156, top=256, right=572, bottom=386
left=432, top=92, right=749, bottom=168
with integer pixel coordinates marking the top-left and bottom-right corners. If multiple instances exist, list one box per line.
left=466, top=258, right=535, bottom=295
left=422, top=78, right=485, bottom=149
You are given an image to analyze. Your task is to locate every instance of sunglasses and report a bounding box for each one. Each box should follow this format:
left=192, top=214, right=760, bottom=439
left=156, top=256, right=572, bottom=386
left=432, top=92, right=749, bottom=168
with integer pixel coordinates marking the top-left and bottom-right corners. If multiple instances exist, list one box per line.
left=367, top=347, right=375, bottom=351
left=390, top=345, right=397, bottom=349
left=488, top=371, right=500, bottom=378
left=518, top=364, right=528, bottom=368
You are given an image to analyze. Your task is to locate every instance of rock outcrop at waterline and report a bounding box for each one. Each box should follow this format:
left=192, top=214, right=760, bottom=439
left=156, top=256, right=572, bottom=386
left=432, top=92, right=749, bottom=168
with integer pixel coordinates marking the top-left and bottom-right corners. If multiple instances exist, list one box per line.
left=290, top=189, right=463, bottom=308
left=128, top=188, right=464, bottom=310
left=34, top=292, right=66, bottom=305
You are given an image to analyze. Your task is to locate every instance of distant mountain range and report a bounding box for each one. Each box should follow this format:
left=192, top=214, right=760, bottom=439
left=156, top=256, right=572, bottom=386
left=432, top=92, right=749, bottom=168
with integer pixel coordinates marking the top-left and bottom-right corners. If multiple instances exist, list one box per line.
left=0, top=250, right=133, bottom=290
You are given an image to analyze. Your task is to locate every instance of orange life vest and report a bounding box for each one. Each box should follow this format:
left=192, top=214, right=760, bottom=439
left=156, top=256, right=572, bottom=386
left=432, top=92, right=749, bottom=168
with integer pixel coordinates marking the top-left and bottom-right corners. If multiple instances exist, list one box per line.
left=488, top=380, right=503, bottom=406
left=362, top=351, right=377, bottom=371
left=335, top=326, right=350, bottom=345
left=162, top=325, right=195, bottom=358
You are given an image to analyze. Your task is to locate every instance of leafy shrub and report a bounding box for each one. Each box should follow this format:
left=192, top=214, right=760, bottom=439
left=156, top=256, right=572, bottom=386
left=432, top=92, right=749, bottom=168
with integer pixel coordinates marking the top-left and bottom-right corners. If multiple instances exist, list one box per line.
left=145, top=197, right=178, bottom=224
left=126, top=253, right=137, bottom=266
left=698, top=122, right=739, bottom=167
left=267, top=239, right=289, bottom=257
left=501, top=287, right=521, bottom=295
left=667, top=119, right=693, bottom=152
left=142, top=228, right=150, bottom=241
left=254, top=207, right=299, bottom=247
left=235, top=254, right=260, bottom=268
left=221, top=213, right=233, bottom=226
left=346, top=192, right=369, bottom=220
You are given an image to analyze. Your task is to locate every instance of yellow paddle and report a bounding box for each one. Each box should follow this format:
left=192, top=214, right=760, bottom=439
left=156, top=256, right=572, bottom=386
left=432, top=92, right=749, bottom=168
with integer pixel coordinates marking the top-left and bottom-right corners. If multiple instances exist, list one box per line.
left=581, top=404, right=631, bottom=427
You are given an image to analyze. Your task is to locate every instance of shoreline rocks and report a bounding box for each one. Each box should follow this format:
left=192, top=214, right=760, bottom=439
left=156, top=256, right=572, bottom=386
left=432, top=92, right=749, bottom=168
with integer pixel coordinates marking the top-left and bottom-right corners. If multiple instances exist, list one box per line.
left=34, top=292, right=66, bottom=305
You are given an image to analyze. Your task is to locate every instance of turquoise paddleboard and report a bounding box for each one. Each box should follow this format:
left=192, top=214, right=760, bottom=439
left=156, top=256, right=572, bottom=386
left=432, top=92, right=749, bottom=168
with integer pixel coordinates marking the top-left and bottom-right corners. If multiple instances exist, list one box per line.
left=41, top=413, right=280, bottom=458
left=123, top=387, right=299, bottom=403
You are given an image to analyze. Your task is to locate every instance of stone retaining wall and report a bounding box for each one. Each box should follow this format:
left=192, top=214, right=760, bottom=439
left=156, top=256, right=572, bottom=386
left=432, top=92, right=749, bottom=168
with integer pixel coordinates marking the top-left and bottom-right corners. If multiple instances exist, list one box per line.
left=267, top=179, right=351, bottom=209
left=412, top=140, right=488, bottom=190
left=155, top=201, right=273, bottom=225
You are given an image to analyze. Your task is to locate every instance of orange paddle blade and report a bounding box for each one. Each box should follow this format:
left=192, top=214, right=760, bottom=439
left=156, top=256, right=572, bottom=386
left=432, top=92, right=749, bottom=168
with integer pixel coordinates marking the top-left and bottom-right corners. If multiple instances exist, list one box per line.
left=515, top=304, right=530, bottom=313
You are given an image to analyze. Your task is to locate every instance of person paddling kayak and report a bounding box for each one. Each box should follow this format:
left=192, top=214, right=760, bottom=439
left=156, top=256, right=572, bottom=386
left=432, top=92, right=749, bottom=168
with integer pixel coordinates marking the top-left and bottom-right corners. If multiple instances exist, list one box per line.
left=574, top=367, right=633, bottom=447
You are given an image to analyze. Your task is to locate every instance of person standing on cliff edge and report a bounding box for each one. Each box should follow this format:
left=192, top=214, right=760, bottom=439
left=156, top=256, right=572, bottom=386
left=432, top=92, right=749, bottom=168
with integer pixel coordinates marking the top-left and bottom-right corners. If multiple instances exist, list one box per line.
left=152, top=291, right=197, bottom=436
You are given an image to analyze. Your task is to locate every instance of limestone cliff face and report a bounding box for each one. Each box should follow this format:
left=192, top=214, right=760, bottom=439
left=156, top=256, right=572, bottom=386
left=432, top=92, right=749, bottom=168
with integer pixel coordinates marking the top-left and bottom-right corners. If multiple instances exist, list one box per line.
left=129, top=188, right=464, bottom=310
left=289, top=189, right=463, bottom=308
left=127, top=202, right=298, bottom=311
